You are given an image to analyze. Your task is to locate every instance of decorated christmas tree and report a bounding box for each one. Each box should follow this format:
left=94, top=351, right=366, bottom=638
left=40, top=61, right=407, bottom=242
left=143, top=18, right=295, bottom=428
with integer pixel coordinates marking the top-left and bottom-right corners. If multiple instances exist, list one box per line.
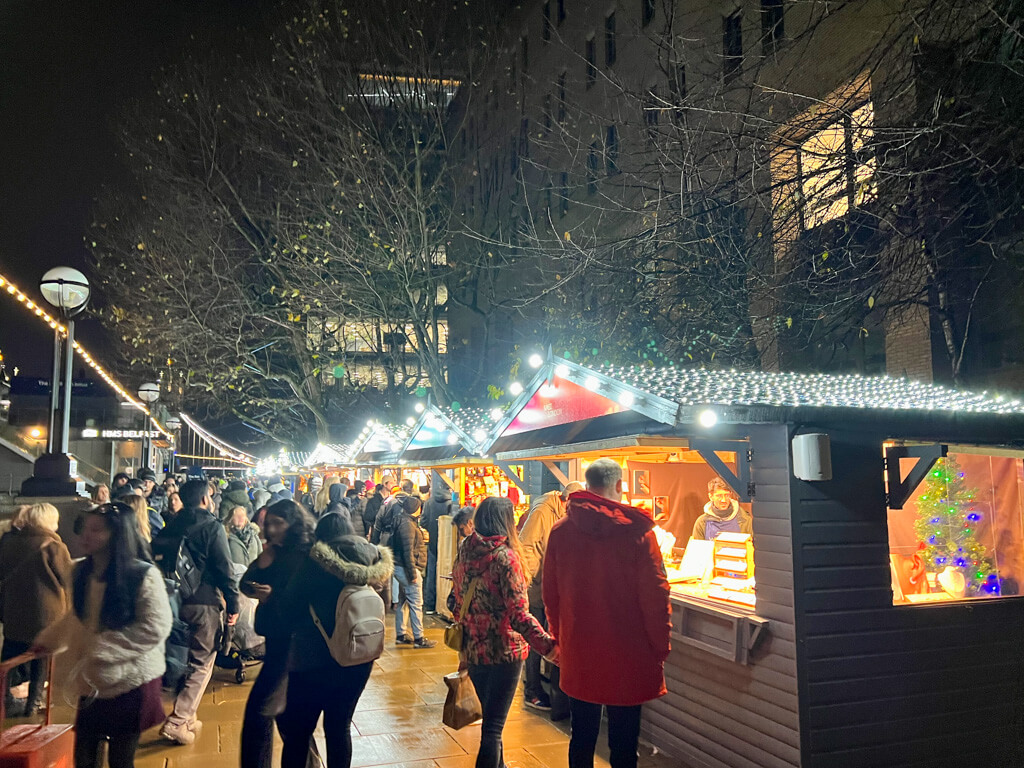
left=913, top=456, right=1000, bottom=596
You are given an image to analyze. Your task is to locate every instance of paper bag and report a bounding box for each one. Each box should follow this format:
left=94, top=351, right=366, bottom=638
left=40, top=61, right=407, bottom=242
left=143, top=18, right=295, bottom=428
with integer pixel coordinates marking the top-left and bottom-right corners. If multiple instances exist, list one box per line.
left=442, top=670, right=482, bottom=730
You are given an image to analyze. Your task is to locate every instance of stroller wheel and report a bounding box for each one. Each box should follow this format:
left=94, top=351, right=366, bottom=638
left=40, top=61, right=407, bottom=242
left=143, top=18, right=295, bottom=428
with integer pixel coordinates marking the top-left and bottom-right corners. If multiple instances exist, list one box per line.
left=236, top=669, right=246, bottom=684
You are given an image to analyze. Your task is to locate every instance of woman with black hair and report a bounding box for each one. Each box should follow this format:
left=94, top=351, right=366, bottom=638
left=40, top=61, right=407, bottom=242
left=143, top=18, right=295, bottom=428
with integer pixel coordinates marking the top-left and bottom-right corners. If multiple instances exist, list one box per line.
left=238, top=499, right=317, bottom=768
left=277, top=504, right=393, bottom=768
left=33, top=502, right=171, bottom=768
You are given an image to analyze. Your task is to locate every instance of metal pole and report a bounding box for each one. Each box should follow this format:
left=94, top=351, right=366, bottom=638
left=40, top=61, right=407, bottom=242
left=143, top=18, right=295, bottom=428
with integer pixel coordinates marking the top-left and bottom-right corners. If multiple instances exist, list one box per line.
left=60, top=319, right=74, bottom=455
left=47, top=328, right=60, bottom=453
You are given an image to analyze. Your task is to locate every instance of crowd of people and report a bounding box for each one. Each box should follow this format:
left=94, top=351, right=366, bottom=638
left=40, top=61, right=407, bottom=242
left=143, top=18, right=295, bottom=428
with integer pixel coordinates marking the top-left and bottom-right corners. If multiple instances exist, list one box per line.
left=0, top=457, right=673, bottom=768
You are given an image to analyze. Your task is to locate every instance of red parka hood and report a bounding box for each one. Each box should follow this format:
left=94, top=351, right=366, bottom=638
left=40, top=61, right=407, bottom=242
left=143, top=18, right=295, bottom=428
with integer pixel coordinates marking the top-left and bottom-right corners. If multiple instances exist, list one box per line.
left=566, top=490, right=655, bottom=538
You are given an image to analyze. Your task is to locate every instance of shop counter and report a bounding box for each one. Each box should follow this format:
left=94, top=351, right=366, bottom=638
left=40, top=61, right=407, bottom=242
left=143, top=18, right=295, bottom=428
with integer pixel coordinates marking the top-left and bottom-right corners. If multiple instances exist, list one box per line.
left=668, top=585, right=769, bottom=666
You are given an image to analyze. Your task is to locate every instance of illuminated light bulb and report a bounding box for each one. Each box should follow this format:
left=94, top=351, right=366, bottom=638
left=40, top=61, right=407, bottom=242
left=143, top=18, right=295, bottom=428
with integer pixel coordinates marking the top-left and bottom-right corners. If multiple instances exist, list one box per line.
left=473, top=428, right=487, bottom=442
left=509, top=381, right=524, bottom=396
left=555, top=364, right=569, bottom=378
left=618, top=391, right=635, bottom=407
left=447, top=433, right=459, bottom=444
left=490, top=407, right=502, bottom=421
left=366, top=419, right=375, bottom=427
left=528, top=353, right=544, bottom=369
left=698, top=409, right=718, bottom=428
left=414, top=402, right=425, bottom=413
left=584, top=376, right=599, bottom=391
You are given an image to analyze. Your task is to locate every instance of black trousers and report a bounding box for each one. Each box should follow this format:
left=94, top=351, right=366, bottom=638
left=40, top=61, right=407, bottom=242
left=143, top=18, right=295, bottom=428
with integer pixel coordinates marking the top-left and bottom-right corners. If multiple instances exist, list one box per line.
left=1, top=639, right=46, bottom=710
left=74, top=732, right=140, bottom=768
left=240, top=637, right=289, bottom=768
left=568, top=697, right=643, bottom=768
left=468, top=660, right=524, bottom=768
left=279, top=664, right=372, bottom=768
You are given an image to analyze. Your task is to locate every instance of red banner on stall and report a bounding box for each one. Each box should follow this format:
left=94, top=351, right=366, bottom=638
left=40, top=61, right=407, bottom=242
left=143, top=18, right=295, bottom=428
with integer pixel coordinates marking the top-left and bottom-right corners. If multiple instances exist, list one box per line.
left=503, top=378, right=622, bottom=436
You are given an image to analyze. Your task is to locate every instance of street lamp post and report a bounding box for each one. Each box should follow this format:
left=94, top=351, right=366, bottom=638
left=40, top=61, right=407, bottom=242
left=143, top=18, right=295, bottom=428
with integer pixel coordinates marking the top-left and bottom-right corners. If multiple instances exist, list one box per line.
left=21, top=267, right=91, bottom=496
left=137, top=382, right=160, bottom=472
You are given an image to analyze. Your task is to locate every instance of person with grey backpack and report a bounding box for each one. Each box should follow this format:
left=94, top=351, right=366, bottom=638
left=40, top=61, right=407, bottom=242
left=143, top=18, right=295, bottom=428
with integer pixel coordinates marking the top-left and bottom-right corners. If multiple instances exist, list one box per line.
left=278, top=513, right=393, bottom=768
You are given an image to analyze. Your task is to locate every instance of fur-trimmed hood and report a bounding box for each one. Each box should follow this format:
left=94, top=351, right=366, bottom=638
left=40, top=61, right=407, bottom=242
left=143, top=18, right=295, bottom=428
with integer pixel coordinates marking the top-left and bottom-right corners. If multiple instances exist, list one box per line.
left=310, top=536, right=393, bottom=586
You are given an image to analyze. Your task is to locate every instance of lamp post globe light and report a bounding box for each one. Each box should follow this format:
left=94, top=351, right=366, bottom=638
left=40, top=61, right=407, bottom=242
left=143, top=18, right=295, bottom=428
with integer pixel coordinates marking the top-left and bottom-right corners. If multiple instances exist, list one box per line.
left=21, top=267, right=91, bottom=497
left=137, top=382, right=160, bottom=472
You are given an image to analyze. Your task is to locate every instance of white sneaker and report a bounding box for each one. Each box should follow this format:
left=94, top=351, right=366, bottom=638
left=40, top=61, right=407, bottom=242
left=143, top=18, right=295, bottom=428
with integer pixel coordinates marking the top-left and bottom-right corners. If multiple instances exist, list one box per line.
left=161, top=720, right=199, bottom=746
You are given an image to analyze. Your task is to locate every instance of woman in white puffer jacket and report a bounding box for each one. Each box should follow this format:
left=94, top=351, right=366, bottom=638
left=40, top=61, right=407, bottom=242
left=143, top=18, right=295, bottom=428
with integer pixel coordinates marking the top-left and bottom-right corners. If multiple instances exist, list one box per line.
left=34, top=501, right=172, bottom=768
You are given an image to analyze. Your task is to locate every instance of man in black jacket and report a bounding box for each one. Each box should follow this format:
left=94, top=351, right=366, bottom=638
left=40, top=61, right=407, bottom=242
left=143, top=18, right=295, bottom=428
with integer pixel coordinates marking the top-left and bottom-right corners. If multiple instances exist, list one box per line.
left=419, top=482, right=453, bottom=614
left=158, top=480, right=240, bottom=746
left=392, top=496, right=435, bottom=648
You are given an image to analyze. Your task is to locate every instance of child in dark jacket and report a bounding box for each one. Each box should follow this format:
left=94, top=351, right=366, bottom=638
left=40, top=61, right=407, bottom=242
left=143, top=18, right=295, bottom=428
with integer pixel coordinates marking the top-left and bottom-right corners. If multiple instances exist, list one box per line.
left=278, top=514, right=394, bottom=768
left=391, top=495, right=434, bottom=648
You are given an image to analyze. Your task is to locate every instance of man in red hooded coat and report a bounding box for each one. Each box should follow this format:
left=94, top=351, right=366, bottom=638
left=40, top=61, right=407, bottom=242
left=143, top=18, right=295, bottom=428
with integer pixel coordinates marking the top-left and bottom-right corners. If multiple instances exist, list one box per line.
left=543, top=458, right=671, bottom=768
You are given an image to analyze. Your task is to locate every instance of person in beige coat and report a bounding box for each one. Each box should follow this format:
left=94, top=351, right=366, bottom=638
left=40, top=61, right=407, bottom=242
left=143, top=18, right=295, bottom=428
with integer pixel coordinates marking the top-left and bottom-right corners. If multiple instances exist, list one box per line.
left=0, top=502, right=72, bottom=715
left=519, top=482, right=584, bottom=714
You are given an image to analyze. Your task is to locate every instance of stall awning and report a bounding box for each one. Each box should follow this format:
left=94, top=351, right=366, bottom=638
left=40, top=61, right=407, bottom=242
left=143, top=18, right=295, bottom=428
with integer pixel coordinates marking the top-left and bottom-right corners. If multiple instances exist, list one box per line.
left=495, top=434, right=689, bottom=462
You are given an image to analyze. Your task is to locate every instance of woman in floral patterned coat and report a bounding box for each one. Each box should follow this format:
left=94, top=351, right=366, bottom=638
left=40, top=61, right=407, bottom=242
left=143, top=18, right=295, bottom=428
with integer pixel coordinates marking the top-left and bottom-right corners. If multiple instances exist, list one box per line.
left=448, top=496, right=558, bottom=768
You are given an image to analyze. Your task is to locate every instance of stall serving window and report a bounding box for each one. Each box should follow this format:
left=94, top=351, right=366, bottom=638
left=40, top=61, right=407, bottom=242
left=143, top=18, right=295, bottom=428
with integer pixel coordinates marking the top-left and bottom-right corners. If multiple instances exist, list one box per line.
left=887, top=445, right=1024, bottom=605
left=578, top=452, right=757, bottom=610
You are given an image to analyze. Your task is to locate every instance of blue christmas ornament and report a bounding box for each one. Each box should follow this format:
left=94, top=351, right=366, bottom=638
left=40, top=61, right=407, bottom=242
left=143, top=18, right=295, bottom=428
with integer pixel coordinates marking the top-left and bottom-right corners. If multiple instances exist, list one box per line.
left=967, top=512, right=981, bottom=522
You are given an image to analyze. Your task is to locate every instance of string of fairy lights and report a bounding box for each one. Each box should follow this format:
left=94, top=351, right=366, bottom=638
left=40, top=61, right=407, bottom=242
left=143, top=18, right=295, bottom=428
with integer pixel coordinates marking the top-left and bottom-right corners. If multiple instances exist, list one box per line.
left=0, top=269, right=174, bottom=438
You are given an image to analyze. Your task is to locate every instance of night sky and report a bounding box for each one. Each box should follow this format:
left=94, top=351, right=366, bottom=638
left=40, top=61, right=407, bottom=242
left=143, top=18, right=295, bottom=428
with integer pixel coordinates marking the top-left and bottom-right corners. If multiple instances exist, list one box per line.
left=0, top=0, right=268, bottom=377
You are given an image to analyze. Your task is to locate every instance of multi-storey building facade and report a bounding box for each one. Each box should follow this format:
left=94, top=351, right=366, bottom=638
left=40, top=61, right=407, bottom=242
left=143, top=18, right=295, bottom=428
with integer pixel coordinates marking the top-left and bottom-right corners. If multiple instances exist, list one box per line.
left=447, top=0, right=1024, bottom=394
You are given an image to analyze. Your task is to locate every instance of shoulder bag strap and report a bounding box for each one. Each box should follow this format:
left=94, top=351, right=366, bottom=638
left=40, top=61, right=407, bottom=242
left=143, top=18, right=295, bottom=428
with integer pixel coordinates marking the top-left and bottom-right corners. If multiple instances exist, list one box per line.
left=457, top=577, right=481, bottom=623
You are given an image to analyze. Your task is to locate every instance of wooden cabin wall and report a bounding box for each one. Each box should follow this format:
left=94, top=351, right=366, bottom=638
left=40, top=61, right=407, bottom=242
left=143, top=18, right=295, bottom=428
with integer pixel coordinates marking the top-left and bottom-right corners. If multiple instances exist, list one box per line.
left=644, top=425, right=801, bottom=768
left=791, top=427, right=1024, bottom=767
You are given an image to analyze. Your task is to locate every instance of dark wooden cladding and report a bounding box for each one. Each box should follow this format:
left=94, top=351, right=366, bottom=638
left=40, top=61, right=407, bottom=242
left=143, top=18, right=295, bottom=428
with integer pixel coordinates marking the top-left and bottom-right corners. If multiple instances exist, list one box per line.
left=644, top=425, right=801, bottom=767
left=791, top=426, right=1024, bottom=766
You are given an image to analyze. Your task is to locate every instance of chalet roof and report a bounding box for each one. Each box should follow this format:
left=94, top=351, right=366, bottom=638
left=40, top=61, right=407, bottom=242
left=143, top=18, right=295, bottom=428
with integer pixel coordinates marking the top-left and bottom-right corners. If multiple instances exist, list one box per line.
left=596, top=364, right=1024, bottom=415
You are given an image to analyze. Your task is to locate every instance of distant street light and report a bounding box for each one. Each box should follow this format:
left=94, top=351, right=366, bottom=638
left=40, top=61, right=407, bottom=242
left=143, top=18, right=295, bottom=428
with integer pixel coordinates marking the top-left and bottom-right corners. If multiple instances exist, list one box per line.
left=138, top=382, right=160, bottom=472
left=22, top=267, right=91, bottom=496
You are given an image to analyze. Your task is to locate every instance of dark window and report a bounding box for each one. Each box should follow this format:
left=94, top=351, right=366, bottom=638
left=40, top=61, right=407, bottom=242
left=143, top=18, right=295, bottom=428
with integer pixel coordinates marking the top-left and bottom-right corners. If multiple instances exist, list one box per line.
left=543, top=1, right=552, bottom=42
left=605, top=125, right=619, bottom=175
left=669, top=63, right=687, bottom=119
left=519, top=117, right=530, bottom=158
left=560, top=171, right=570, bottom=217
left=645, top=88, right=659, bottom=137
left=642, top=0, right=655, bottom=27
left=605, top=13, right=617, bottom=67
left=587, top=142, right=599, bottom=194
left=586, top=35, right=597, bottom=88
left=521, top=36, right=529, bottom=72
left=761, top=0, right=784, bottom=54
left=723, top=12, right=743, bottom=82
left=557, top=71, right=567, bottom=124
left=557, top=0, right=566, bottom=24
left=543, top=93, right=552, bottom=134
left=510, top=137, right=519, bottom=174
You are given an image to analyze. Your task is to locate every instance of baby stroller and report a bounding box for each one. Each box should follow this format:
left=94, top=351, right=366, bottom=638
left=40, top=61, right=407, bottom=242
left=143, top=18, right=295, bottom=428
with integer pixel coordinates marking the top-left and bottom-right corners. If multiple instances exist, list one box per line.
left=215, top=564, right=265, bottom=683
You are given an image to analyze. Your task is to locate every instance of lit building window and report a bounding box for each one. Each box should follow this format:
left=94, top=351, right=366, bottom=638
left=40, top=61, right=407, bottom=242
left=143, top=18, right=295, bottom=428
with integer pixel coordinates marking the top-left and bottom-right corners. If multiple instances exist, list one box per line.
left=798, top=101, right=876, bottom=229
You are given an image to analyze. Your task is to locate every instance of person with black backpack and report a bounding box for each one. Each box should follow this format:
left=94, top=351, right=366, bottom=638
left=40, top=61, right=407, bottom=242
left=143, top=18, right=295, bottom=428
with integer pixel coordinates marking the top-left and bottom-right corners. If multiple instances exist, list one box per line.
left=419, top=482, right=453, bottom=614
left=32, top=502, right=171, bottom=768
left=153, top=480, right=240, bottom=746
left=278, top=512, right=393, bottom=768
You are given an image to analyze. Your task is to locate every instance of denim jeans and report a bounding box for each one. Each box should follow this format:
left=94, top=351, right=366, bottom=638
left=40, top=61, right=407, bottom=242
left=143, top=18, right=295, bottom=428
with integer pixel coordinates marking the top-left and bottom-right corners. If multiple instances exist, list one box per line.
left=468, top=660, right=524, bottom=768
left=568, top=698, right=642, bottom=768
left=424, top=549, right=438, bottom=612
left=394, top=565, right=424, bottom=640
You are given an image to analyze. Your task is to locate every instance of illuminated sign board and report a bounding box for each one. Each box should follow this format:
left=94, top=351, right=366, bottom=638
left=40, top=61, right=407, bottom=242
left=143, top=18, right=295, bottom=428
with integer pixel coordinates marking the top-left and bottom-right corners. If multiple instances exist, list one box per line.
left=79, top=428, right=161, bottom=440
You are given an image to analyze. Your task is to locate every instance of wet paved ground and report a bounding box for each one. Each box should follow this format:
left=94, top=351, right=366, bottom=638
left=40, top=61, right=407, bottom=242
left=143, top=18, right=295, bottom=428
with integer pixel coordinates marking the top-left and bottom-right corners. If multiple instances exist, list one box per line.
left=15, top=618, right=680, bottom=768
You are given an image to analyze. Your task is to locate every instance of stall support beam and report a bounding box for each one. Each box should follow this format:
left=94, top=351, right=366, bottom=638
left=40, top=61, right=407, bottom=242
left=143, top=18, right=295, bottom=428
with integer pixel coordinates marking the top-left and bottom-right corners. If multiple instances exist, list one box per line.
left=495, top=461, right=527, bottom=493
left=885, top=444, right=948, bottom=509
left=542, top=460, right=571, bottom=488
left=432, top=469, right=457, bottom=493
left=691, top=439, right=752, bottom=502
